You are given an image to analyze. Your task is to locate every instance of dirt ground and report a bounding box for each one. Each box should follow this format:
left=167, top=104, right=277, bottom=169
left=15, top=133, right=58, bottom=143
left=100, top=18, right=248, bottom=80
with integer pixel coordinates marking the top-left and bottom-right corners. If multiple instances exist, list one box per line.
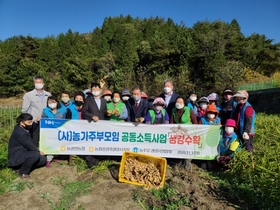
left=0, top=160, right=240, bottom=210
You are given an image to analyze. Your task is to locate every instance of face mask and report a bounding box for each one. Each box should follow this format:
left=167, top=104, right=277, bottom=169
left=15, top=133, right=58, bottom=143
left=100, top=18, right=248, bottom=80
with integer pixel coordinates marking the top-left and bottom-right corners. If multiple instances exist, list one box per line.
left=48, top=103, right=57, bottom=109
left=113, top=98, right=120, bottom=103
left=35, top=84, right=44, bottom=90
left=175, top=103, right=184, bottom=109
left=104, top=96, right=111, bottom=101
left=75, top=100, right=84, bottom=107
left=200, top=103, right=208, bottom=110
left=154, top=106, right=163, bottom=111
left=225, top=127, right=234, bottom=134
left=133, top=96, right=141, bottom=101
left=190, top=96, right=197, bottom=102
left=207, top=113, right=215, bottom=119
left=164, top=87, right=171, bottom=94
left=61, top=97, right=70, bottom=103
left=23, top=123, right=32, bottom=130
left=122, top=96, right=129, bottom=101
left=92, top=91, right=101, bottom=97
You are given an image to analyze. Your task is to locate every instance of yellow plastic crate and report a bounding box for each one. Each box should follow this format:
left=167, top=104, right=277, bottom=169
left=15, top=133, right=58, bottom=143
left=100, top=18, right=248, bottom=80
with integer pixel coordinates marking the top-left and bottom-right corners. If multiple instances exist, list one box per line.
left=118, top=151, right=167, bottom=189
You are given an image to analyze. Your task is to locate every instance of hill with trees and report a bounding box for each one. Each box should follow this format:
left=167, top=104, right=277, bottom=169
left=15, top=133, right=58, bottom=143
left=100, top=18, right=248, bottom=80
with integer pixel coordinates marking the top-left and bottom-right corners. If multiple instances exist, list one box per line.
left=0, top=15, right=279, bottom=97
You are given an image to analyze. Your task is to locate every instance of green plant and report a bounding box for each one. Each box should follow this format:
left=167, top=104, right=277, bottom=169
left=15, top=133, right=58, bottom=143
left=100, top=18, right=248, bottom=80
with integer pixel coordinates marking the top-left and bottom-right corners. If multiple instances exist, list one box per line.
left=53, top=181, right=92, bottom=210
left=73, top=156, right=88, bottom=174
left=210, top=113, right=280, bottom=209
left=91, top=160, right=113, bottom=175
left=0, top=168, right=18, bottom=194
left=51, top=176, right=68, bottom=186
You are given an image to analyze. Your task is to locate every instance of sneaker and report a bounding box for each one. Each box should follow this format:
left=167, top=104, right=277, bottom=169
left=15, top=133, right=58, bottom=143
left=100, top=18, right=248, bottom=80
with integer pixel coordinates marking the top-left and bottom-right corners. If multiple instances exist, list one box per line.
left=20, top=174, right=30, bottom=179
left=46, top=161, right=51, bottom=168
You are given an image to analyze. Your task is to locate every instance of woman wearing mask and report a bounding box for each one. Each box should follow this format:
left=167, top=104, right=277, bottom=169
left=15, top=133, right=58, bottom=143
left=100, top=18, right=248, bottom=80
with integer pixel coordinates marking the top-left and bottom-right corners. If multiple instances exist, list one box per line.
left=102, top=90, right=112, bottom=103
left=60, top=91, right=74, bottom=113
left=197, top=97, right=209, bottom=121
left=199, top=103, right=221, bottom=170
left=185, top=91, right=198, bottom=116
left=65, top=91, right=85, bottom=120
left=145, top=97, right=169, bottom=124
left=42, top=96, right=66, bottom=168
left=170, top=96, right=197, bottom=170
left=199, top=104, right=221, bottom=125
left=170, top=96, right=197, bottom=124
left=107, top=91, right=128, bottom=122
left=121, top=89, right=131, bottom=103
left=8, top=113, right=46, bottom=178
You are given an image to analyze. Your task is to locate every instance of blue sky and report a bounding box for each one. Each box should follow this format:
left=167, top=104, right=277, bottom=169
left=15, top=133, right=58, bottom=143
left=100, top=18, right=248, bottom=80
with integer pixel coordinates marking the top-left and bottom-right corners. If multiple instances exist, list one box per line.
left=0, top=0, right=279, bottom=43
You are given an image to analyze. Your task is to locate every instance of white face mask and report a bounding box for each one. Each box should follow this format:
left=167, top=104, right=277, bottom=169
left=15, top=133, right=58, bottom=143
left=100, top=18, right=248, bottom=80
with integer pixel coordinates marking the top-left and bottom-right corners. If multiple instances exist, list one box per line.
left=133, top=95, right=141, bottom=101
left=175, top=103, right=184, bottom=109
left=35, top=83, right=44, bottom=90
left=48, top=103, right=57, bottom=109
left=190, top=96, right=197, bottom=102
left=113, top=98, right=120, bottom=103
left=200, top=103, right=208, bottom=110
left=122, top=96, right=129, bottom=101
left=225, top=127, right=234, bottom=134
left=61, top=97, right=70, bottom=103
left=92, top=91, right=101, bottom=97
left=154, top=106, right=163, bottom=111
left=104, top=96, right=111, bottom=101
left=207, top=113, right=216, bottom=119
left=164, top=87, right=171, bottom=94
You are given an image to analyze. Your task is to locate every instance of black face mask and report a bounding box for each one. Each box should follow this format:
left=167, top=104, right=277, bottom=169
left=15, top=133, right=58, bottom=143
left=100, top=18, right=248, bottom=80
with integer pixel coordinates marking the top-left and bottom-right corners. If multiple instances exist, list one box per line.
left=23, top=123, right=32, bottom=131
left=75, top=100, right=84, bottom=107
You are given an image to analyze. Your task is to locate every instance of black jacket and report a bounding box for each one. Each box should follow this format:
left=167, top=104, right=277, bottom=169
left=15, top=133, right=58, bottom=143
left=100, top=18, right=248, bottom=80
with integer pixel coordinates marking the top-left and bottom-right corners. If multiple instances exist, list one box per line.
left=8, top=124, right=40, bottom=167
left=82, top=96, right=107, bottom=121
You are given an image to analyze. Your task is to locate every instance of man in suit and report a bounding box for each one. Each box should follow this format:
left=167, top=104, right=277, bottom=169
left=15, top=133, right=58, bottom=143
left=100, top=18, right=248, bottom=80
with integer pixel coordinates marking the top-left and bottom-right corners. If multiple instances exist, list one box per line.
left=126, top=87, right=149, bottom=123
left=159, top=79, right=179, bottom=119
left=82, top=82, right=107, bottom=122
left=82, top=82, right=107, bottom=168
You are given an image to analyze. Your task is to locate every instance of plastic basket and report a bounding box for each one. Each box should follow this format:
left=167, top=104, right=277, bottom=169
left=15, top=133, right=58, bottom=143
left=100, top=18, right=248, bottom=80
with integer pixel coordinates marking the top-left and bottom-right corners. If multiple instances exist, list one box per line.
left=118, top=151, right=167, bottom=189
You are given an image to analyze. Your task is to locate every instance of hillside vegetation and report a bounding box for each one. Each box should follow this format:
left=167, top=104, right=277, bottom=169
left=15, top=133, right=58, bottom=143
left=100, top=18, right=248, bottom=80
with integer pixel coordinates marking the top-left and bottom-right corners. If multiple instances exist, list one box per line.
left=0, top=15, right=280, bottom=97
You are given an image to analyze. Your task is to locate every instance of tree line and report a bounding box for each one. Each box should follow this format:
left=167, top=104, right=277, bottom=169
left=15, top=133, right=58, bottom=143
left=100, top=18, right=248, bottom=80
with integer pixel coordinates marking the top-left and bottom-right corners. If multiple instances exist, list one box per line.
left=0, top=15, right=279, bottom=98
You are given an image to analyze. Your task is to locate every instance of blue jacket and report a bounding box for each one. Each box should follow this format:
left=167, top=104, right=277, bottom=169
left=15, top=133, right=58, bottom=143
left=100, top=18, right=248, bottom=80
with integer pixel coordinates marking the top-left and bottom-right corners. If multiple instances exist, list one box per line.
left=200, top=116, right=221, bottom=125
left=239, top=102, right=255, bottom=135
left=61, top=101, right=80, bottom=120
left=219, top=132, right=241, bottom=157
left=186, top=102, right=198, bottom=116
left=42, top=107, right=66, bottom=119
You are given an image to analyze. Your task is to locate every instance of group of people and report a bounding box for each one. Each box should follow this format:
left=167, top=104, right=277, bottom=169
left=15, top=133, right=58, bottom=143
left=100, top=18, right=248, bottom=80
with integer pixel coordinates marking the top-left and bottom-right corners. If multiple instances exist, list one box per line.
left=8, top=76, right=255, bottom=178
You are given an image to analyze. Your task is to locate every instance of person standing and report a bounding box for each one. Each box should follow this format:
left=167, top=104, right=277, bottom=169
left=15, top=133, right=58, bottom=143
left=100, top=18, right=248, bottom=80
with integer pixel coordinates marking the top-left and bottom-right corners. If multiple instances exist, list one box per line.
left=21, top=75, right=51, bottom=147
left=107, top=91, right=128, bottom=122
left=82, top=82, right=107, bottom=168
left=42, top=96, right=66, bottom=168
left=65, top=91, right=85, bottom=120
left=231, top=90, right=255, bottom=152
left=126, top=87, right=149, bottom=123
left=185, top=91, right=198, bottom=116
left=159, top=79, right=179, bottom=120
left=8, top=113, right=46, bottom=178
left=219, top=88, right=235, bottom=125
left=82, top=82, right=107, bottom=122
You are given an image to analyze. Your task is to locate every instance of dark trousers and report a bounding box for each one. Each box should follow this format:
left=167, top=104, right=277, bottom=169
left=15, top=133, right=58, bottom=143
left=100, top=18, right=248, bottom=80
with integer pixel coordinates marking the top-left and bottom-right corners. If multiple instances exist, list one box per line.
left=16, top=151, right=47, bottom=175
left=31, top=125, right=40, bottom=147
left=240, top=136, right=254, bottom=152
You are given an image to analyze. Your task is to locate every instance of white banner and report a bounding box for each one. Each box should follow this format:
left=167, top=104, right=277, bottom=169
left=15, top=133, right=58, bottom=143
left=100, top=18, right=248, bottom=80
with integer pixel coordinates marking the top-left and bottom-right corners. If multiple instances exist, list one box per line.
left=39, top=119, right=222, bottom=160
